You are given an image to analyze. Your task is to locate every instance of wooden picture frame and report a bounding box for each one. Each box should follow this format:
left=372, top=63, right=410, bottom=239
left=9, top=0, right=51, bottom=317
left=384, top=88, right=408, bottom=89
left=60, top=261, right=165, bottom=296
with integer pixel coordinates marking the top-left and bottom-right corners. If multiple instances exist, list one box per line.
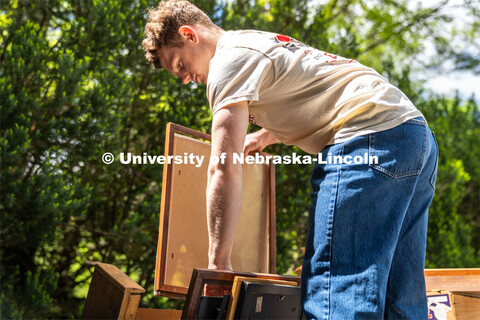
left=154, top=123, right=276, bottom=297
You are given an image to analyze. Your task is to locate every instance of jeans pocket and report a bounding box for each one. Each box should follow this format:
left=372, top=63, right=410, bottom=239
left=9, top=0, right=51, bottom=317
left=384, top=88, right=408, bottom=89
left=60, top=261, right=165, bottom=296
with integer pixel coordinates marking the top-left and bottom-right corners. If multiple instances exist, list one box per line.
left=369, top=119, right=427, bottom=179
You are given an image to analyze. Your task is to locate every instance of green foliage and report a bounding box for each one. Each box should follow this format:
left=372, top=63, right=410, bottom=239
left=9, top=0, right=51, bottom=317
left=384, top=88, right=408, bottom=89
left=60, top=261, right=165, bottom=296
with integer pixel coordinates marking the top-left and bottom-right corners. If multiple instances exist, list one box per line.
left=0, top=0, right=478, bottom=318
left=419, top=95, right=480, bottom=267
left=0, top=266, right=57, bottom=319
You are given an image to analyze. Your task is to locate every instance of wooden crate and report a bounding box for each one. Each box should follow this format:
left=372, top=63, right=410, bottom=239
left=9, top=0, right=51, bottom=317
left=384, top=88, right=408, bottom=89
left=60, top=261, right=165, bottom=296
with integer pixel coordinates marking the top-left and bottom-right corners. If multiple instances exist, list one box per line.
left=82, top=263, right=145, bottom=320
left=425, top=269, right=480, bottom=320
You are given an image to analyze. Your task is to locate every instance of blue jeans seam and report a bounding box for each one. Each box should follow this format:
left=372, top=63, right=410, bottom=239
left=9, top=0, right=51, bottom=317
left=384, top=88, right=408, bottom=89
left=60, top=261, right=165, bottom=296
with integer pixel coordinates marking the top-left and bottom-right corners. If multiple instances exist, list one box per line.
left=390, top=302, right=408, bottom=319
left=324, top=145, right=343, bottom=320
left=429, top=131, right=439, bottom=189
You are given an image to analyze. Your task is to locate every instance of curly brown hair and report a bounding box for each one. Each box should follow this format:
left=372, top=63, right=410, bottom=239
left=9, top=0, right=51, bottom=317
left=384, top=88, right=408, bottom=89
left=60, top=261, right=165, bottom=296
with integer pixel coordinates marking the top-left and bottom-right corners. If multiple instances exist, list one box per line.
left=142, top=0, right=216, bottom=68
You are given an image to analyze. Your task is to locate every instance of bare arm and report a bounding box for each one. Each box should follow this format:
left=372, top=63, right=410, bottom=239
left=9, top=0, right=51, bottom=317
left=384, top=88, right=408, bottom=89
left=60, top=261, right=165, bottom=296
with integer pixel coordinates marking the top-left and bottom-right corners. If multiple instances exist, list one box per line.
left=207, top=101, right=249, bottom=271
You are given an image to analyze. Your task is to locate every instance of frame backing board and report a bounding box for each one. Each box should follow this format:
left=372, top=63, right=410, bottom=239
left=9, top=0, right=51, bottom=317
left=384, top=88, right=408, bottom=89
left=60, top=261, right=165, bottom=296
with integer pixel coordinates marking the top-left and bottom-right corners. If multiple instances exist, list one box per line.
left=227, top=277, right=298, bottom=320
left=233, top=282, right=303, bottom=319
left=155, top=123, right=276, bottom=297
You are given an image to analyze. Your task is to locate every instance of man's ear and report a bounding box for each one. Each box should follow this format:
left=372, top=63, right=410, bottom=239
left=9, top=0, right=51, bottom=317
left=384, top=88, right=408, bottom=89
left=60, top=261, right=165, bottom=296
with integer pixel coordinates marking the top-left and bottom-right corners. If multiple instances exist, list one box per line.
left=178, top=25, right=198, bottom=43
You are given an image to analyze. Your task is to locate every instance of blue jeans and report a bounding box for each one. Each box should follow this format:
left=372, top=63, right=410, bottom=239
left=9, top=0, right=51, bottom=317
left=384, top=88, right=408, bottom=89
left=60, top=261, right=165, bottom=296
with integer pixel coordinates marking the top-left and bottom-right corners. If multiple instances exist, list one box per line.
left=301, top=118, right=438, bottom=320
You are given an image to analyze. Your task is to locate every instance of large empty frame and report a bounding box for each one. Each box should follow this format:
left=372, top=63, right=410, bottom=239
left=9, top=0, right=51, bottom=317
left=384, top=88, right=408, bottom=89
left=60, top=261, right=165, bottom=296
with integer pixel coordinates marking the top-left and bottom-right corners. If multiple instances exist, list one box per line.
left=154, top=123, right=276, bottom=297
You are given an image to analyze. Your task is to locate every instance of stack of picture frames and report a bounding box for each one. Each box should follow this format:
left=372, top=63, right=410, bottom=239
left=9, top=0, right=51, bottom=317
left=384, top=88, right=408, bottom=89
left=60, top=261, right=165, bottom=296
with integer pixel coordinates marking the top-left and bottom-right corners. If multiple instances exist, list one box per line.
left=180, top=268, right=304, bottom=319
left=153, top=123, right=304, bottom=319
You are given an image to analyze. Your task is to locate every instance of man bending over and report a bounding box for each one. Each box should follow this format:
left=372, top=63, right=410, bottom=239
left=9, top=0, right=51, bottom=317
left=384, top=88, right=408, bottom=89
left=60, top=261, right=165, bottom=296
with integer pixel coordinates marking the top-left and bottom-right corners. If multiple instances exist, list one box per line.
left=142, top=1, right=438, bottom=319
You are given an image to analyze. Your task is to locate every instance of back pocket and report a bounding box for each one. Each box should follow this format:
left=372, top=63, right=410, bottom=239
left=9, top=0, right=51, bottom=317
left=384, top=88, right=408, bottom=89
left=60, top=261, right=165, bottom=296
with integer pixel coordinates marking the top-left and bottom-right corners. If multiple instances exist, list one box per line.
left=369, top=119, right=427, bottom=179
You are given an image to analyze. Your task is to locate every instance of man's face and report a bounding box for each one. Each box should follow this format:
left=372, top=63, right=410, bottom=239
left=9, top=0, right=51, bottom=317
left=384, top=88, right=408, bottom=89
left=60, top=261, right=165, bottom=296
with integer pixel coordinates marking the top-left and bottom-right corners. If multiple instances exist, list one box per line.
left=156, top=26, right=210, bottom=85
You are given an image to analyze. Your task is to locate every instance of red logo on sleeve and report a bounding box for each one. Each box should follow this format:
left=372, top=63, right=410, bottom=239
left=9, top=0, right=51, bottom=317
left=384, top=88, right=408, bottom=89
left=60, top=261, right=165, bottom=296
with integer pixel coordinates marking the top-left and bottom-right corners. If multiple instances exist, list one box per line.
left=274, top=34, right=308, bottom=53
left=275, top=35, right=291, bottom=42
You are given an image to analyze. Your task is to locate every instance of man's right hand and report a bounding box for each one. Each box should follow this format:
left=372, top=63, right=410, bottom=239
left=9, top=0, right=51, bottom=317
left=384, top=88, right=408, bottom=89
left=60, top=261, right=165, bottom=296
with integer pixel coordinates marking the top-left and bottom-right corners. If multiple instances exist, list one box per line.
left=243, top=128, right=280, bottom=155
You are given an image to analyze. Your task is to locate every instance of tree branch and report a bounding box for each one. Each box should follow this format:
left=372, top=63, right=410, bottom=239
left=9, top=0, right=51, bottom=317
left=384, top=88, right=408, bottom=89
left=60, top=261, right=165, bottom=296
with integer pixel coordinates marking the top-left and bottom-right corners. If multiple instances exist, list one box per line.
left=364, top=1, right=449, bottom=53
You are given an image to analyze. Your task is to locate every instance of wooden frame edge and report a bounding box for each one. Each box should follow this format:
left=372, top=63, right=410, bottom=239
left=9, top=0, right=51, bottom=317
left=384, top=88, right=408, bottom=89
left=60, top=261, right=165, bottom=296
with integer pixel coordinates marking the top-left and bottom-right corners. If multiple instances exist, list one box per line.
left=155, top=123, right=211, bottom=297
left=424, top=268, right=480, bottom=276
left=154, top=123, right=176, bottom=295
left=268, top=162, right=276, bottom=274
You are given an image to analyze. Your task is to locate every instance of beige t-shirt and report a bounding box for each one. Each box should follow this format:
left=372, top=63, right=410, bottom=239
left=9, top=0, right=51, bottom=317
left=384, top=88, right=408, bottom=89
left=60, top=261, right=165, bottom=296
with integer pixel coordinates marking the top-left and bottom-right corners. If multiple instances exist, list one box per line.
left=207, top=30, right=424, bottom=154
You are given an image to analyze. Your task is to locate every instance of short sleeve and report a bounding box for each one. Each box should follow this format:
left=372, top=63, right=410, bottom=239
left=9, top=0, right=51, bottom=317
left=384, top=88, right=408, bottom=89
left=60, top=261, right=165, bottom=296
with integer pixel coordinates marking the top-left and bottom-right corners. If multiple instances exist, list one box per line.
left=207, top=47, right=274, bottom=115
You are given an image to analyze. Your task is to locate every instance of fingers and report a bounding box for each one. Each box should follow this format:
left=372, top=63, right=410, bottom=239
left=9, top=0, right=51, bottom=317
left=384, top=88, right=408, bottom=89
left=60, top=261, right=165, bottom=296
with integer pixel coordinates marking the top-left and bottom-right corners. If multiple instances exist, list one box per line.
left=243, top=134, right=263, bottom=155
